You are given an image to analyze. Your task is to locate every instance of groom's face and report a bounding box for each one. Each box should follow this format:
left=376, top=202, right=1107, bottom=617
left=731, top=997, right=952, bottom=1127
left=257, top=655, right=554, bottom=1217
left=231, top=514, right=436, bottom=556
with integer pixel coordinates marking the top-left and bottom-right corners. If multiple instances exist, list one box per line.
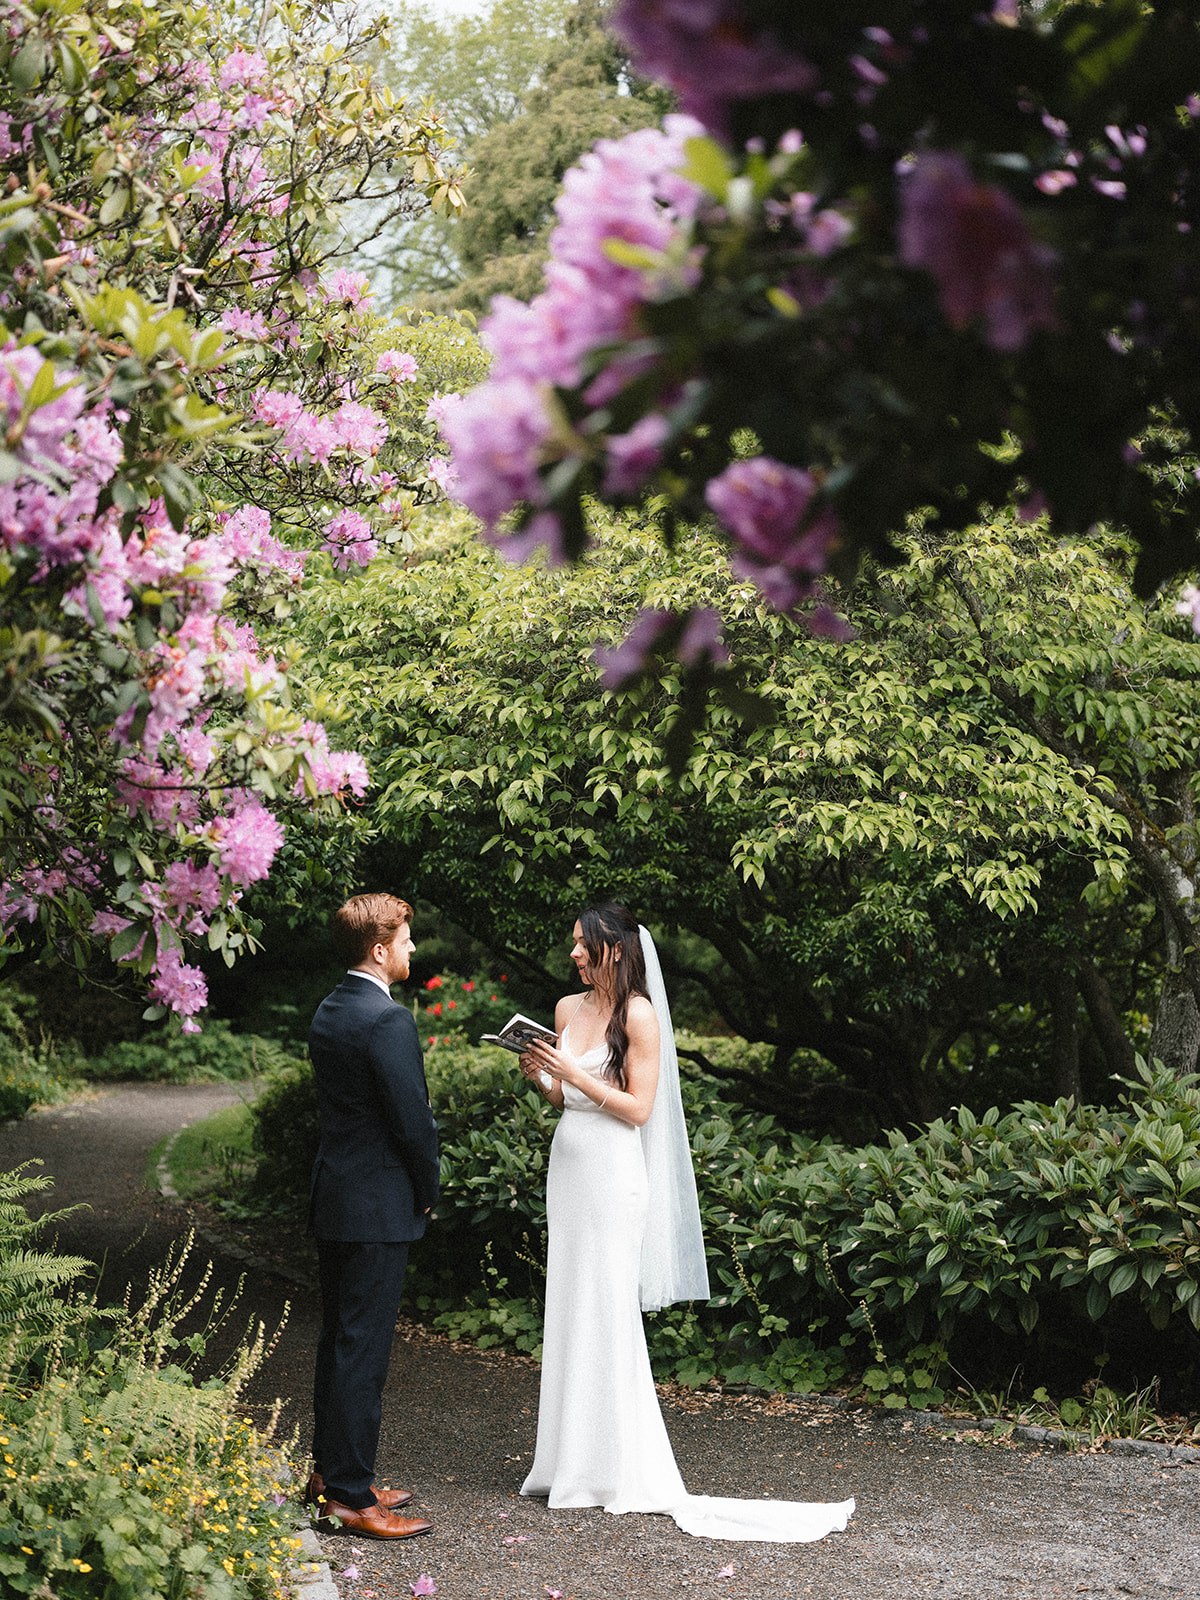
left=380, top=921, right=414, bottom=984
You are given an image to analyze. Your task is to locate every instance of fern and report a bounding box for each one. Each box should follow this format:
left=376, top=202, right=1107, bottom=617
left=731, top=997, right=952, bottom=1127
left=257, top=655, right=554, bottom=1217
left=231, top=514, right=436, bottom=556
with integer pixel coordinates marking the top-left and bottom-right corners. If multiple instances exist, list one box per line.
left=0, top=1161, right=96, bottom=1369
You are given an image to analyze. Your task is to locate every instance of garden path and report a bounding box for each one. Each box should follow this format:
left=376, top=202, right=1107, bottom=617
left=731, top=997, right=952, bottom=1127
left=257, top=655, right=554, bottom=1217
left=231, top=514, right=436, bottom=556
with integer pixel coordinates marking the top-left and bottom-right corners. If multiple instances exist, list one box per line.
left=2, top=1083, right=1198, bottom=1600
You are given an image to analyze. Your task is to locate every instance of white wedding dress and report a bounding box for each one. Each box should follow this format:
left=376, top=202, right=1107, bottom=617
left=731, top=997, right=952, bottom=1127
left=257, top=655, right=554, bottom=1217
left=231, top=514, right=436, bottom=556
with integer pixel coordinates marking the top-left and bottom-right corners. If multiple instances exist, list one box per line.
left=520, top=1024, right=855, bottom=1543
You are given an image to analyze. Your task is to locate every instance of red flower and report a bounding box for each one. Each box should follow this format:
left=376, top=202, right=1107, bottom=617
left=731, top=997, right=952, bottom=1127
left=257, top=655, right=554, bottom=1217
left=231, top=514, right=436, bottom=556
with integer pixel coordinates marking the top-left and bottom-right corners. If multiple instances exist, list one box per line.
left=462, top=981, right=475, bottom=992
left=428, top=1036, right=436, bottom=1045
left=448, top=999, right=456, bottom=1009
left=431, top=1002, right=442, bottom=1016
left=425, top=975, right=444, bottom=990
left=490, top=995, right=498, bottom=1002
left=500, top=974, right=507, bottom=982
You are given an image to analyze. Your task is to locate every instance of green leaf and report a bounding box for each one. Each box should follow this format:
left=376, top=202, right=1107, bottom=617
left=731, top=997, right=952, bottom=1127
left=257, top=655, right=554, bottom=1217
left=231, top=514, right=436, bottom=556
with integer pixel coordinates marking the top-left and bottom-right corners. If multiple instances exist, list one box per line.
left=680, top=135, right=735, bottom=197
left=11, top=39, right=46, bottom=93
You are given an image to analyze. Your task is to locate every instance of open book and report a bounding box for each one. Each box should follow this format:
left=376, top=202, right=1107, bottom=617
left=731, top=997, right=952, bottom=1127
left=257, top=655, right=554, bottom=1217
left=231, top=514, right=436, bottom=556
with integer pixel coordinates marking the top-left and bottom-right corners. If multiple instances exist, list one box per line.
left=479, top=1013, right=558, bottom=1054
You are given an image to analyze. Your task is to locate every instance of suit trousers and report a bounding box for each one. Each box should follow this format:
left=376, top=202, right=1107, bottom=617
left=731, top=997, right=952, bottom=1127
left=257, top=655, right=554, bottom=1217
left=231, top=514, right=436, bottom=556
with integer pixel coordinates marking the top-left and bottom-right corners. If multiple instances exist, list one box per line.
left=313, top=1238, right=410, bottom=1509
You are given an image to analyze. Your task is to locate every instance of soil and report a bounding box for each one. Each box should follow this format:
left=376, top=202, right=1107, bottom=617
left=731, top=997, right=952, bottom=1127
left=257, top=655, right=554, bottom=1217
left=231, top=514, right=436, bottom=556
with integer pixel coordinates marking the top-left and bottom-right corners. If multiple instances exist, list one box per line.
left=2, top=1082, right=1198, bottom=1600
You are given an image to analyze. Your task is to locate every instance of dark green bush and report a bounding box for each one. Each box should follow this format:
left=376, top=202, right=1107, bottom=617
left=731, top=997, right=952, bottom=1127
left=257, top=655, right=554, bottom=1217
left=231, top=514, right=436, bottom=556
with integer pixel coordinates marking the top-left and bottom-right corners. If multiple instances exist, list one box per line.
left=86, top=1023, right=293, bottom=1084
left=240, top=1033, right=1200, bottom=1398
left=245, top=1054, right=320, bottom=1208
left=0, top=990, right=85, bottom=1120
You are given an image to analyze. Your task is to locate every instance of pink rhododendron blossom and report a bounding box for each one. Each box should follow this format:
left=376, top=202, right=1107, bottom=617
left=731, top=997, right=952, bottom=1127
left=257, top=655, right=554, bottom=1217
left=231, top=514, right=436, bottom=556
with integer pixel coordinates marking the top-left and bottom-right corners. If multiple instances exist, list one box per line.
left=595, top=606, right=674, bottom=687
left=603, top=414, right=670, bottom=496
left=325, top=269, right=372, bottom=308
left=90, top=910, right=133, bottom=939
left=595, top=604, right=728, bottom=687
left=212, top=798, right=285, bottom=885
left=294, top=719, right=370, bottom=799
left=175, top=724, right=217, bottom=772
left=805, top=208, right=854, bottom=256
left=163, top=860, right=223, bottom=919
left=442, top=120, right=703, bottom=543
left=1176, top=584, right=1200, bottom=634
left=117, top=756, right=204, bottom=828
left=898, top=151, right=1059, bottom=352
left=439, top=379, right=553, bottom=532
left=377, top=349, right=419, bottom=382
left=321, top=508, right=379, bottom=570
left=149, top=946, right=208, bottom=1029
left=612, top=0, right=816, bottom=138
left=409, top=1578, right=437, bottom=1597
left=332, top=401, right=387, bottom=456
left=218, top=504, right=306, bottom=580
left=255, top=388, right=305, bottom=430
left=235, top=92, right=272, bottom=131
left=217, top=48, right=267, bottom=91
left=706, top=455, right=840, bottom=617
left=221, top=307, right=270, bottom=341
left=0, top=346, right=125, bottom=570
left=426, top=455, right=459, bottom=496
left=1035, top=170, right=1076, bottom=196
left=425, top=392, right=464, bottom=428
left=678, top=605, right=729, bottom=667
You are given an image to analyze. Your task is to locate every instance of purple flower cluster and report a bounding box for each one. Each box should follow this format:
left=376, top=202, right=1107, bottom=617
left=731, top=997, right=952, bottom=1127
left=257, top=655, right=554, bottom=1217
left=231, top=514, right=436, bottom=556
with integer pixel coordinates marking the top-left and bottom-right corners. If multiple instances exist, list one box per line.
left=254, top=389, right=387, bottom=465
left=595, top=604, right=729, bottom=688
left=321, top=507, right=379, bottom=570
left=898, top=152, right=1059, bottom=352
left=611, top=0, right=817, bottom=140
left=0, top=345, right=123, bottom=571
left=0, top=347, right=367, bottom=1029
left=705, top=456, right=846, bottom=628
left=439, top=118, right=704, bottom=560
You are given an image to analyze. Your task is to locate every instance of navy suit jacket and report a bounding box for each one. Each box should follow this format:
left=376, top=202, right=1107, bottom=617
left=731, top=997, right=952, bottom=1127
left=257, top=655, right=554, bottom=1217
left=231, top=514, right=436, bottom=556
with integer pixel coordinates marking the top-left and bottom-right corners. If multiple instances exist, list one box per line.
left=308, top=974, right=440, bottom=1242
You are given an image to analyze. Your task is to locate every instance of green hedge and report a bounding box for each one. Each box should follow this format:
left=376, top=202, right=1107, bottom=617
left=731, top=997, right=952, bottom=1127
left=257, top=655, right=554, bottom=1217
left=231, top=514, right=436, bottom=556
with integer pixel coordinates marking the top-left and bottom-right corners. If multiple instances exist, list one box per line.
left=242, top=1036, right=1200, bottom=1397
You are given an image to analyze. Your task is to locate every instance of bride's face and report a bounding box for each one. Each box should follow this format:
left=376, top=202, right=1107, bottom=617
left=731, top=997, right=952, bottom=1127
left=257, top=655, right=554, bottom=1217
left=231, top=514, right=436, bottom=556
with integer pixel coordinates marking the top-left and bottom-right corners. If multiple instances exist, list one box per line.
left=570, top=922, right=592, bottom=985
left=571, top=920, right=619, bottom=988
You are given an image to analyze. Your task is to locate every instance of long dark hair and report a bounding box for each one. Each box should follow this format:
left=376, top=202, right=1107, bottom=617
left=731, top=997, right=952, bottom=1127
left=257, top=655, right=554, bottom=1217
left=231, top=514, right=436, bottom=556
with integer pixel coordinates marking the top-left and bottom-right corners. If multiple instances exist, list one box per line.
left=577, top=902, right=648, bottom=1088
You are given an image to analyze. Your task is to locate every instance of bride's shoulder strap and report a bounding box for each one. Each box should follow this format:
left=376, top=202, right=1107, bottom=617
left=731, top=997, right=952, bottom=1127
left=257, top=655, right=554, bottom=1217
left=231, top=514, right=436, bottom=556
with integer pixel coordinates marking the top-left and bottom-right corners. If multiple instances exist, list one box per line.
left=561, top=992, right=589, bottom=1047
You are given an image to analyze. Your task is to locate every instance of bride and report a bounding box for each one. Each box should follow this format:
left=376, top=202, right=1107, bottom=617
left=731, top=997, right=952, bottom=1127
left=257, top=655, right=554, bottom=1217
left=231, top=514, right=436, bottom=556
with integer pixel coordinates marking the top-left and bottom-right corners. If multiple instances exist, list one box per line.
left=517, top=902, right=854, bottom=1543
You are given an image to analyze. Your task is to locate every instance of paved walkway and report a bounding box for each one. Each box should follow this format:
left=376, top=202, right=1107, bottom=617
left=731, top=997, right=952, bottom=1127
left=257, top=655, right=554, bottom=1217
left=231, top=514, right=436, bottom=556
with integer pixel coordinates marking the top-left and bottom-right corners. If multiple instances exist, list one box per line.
left=2, top=1084, right=1198, bottom=1600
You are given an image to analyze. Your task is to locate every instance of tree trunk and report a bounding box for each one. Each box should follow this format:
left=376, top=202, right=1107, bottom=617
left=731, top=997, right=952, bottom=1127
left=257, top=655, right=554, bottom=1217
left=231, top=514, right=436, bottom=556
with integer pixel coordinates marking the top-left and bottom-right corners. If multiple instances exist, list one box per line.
left=1148, top=961, right=1200, bottom=1074
left=1076, top=959, right=1137, bottom=1080
left=1049, top=970, right=1082, bottom=1100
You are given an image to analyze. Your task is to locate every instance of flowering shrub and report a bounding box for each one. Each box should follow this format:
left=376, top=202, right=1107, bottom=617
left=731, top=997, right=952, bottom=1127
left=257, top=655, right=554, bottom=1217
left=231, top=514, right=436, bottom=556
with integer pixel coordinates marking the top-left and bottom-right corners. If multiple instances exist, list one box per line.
left=441, top=0, right=1200, bottom=714
left=0, top=1180, right=300, bottom=1598
left=415, top=971, right=514, bottom=1042
left=0, top=0, right=479, bottom=1023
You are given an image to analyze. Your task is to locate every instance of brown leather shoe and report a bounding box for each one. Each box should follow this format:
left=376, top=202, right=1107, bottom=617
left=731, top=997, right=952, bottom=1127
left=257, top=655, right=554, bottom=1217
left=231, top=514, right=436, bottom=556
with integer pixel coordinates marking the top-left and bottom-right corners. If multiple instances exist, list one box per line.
left=305, top=1471, right=413, bottom=1510
left=318, top=1499, right=433, bottom=1540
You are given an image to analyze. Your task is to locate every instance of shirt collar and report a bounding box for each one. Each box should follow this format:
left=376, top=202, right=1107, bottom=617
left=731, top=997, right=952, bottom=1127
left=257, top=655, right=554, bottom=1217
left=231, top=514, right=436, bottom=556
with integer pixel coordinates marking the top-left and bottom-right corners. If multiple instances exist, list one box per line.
left=347, top=968, right=392, bottom=996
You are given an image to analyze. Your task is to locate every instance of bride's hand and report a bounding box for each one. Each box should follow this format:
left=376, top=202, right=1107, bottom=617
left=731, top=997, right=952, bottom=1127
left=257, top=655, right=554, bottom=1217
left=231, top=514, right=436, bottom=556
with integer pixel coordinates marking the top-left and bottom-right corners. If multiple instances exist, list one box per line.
left=525, top=1038, right=578, bottom=1086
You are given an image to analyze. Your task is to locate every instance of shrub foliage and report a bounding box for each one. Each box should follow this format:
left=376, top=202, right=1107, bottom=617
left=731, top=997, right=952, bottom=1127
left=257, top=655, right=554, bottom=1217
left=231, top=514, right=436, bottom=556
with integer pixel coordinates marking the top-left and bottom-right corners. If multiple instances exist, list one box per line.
left=245, top=1028, right=1200, bottom=1397
left=0, top=1202, right=300, bottom=1600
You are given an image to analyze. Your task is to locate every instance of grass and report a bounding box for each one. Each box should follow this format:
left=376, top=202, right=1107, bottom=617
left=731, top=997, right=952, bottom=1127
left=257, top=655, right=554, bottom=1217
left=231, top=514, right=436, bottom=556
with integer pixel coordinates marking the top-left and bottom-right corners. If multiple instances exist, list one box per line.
left=148, top=1097, right=257, bottom=1200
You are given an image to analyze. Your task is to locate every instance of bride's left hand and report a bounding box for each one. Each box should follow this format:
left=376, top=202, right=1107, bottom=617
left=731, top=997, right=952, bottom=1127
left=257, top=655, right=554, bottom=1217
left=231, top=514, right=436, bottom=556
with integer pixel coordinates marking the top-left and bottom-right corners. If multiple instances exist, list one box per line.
left=523, top=1038, right=579, bottom=1087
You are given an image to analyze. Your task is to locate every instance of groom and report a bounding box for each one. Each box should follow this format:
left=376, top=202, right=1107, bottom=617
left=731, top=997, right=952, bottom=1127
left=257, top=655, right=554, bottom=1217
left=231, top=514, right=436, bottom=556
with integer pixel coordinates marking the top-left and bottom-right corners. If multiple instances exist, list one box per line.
left=306, top=892, right=440, bottom=1540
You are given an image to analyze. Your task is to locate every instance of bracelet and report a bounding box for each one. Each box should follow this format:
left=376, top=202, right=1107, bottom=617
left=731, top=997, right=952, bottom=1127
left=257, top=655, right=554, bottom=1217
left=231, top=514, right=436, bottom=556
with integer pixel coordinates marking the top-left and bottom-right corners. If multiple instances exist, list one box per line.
left=597, top=1087, right=611, bottom=1109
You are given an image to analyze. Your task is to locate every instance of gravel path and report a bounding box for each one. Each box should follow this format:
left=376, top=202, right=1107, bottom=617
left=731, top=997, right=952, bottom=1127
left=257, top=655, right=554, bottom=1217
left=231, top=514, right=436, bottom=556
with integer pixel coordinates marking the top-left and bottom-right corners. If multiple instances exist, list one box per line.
left=2, top=1084, right=1198, bottom=1600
